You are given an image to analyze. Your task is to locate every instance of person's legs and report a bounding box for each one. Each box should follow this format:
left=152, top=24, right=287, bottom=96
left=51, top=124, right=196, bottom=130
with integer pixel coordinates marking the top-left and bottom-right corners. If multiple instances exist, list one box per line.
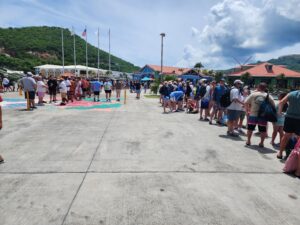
left=271, top=123, right=277, bottom=145
left=209, top=106, right=216, bottom=124
left=246, top=124, right=256, bottom=145
left=109, top=91, right=111, bottom=101
left=278, top=126, right=284, bottom=144
left=258, top=125, right=267, bottom=147
left=204, top=108, right=209, bottom=120
left=278, top=132, right=293, bottom=158
left=200, top=108, right=203, bottom=119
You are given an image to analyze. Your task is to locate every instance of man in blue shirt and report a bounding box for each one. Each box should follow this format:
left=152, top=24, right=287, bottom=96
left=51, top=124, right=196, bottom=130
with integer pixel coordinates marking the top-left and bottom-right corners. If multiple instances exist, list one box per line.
left=91, top=79, right=102, bottom=102
left=210, top=79, right=227, bottom=125
left=170, top=90, right=184, bottom=112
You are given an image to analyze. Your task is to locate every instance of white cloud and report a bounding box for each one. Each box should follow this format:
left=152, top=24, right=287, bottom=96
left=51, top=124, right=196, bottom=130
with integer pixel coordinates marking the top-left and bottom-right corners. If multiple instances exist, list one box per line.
left=178, top=0, right=300, bottom=69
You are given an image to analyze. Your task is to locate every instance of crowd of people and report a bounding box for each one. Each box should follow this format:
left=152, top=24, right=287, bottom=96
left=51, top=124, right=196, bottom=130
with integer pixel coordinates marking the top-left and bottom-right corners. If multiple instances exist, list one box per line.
left=13, top=72, right=128, bottom=108
left=159, top=78, right=300, bottom=177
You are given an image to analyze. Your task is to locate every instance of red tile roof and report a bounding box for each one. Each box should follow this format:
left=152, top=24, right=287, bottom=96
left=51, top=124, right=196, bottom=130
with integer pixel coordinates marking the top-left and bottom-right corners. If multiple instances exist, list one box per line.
left=229, top=63, right=300, bottom=78
left=147, top=64, right=190, bottom=75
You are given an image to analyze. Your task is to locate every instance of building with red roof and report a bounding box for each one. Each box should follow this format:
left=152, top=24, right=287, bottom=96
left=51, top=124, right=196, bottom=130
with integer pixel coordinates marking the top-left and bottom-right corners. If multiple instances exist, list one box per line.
left=228, top=62, right=300, bottom=88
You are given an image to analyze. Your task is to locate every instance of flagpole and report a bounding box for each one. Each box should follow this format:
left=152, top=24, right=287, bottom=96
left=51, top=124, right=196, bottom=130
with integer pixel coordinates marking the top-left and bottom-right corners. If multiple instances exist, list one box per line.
left=109, top=28, right=111, bottom=75
left=97, top=27, right=100, bottom=80
left=85, top=26, right=88, bottom=78
left=72, top=26, right=77, bottom=76
left=61, top=28, right=65, bottom=76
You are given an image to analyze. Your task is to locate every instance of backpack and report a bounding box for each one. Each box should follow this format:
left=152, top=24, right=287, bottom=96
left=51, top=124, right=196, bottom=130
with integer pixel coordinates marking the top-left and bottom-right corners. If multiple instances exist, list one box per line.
left=258, top=94, right=277, bottom=122
left=199, top=86, right=207, bottom=98
left=220, top=89, right=231, bottom=108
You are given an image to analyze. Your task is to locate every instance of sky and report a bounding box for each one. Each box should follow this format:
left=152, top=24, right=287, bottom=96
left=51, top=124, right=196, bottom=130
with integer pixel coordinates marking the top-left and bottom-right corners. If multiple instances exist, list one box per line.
left=0, top=0, right=300, bottom=69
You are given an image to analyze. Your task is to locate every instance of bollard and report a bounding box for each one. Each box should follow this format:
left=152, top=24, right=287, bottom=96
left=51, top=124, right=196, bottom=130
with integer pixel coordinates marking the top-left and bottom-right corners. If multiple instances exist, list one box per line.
left=26, top=91, right=30, bottom=110
left=124, top=89, right=127, bottom=104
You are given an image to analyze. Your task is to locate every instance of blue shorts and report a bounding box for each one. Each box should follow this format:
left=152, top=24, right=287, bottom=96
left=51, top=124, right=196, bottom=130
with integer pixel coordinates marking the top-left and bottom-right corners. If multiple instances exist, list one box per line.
left=227, top=110, right=242, bottom=121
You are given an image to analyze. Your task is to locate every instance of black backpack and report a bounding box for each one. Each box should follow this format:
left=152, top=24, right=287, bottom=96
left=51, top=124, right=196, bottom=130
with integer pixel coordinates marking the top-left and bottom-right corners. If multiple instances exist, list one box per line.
left=258, top=94, right=277, bottom=122
left=220, top=89, right=231, bottom=108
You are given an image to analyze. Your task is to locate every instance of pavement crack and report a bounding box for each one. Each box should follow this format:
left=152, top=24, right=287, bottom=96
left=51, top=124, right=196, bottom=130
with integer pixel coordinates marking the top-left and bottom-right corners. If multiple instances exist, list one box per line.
left=60, top=109, right=116, bottom=225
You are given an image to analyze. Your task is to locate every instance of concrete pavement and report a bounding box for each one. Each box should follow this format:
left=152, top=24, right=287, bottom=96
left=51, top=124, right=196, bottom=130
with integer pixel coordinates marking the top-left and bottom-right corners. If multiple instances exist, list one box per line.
left=0, top=91, right=299, bottom=225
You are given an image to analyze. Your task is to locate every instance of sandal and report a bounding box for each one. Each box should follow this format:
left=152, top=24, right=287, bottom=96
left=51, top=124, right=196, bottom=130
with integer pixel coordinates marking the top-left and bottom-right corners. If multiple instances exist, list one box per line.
left=276, top=154, right=283, bottom=159
left=258, top=143, right=264, bottom=148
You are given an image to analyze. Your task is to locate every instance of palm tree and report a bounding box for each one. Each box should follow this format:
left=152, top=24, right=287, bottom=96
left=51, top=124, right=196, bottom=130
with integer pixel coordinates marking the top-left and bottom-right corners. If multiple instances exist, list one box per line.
left=194, top=62, right=204, bottom=74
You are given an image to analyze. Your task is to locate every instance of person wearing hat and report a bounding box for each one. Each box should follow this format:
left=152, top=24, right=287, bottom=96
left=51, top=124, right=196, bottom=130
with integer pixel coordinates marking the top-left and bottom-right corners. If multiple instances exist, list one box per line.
left=19, top=71, right=37, bottom=109
left=226, top=79, right=244, bottom=136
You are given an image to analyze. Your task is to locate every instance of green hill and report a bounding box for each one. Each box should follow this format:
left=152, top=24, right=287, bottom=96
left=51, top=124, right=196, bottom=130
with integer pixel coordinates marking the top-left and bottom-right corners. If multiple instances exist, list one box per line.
left=0, top=26, right=139, bottom=73
left=267, top=54, right=300, bottom=72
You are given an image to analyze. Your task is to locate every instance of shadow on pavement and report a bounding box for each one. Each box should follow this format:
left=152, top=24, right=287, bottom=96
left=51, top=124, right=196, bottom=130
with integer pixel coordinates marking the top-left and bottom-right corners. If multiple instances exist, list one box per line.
left=219, top=134, right=244, bottom=141
left=245, top=145, right=277, bottom=154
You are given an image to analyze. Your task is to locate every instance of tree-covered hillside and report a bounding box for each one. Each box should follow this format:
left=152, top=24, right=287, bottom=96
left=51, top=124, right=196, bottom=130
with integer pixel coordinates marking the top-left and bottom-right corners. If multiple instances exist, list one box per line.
left=268, top=55, right=300, bottom=72
left=0, top=26, right=140, bottom=73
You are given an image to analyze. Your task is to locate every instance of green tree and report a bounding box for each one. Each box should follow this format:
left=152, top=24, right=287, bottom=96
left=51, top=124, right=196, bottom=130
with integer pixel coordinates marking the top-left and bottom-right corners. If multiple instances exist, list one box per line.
left=241, top=72, right=251, bottom=85
left=214, top=72, right=223, bottom=82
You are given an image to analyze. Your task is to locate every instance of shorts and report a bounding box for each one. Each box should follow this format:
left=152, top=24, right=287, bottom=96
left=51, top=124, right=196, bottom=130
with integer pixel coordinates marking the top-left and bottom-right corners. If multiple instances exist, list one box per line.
left=105, top=90, right=112, bottom=94
left=24, top=91, right=35, bottom=100
left=213, top=102, right=225, bottom=111
left=37, top=92, right=45, bottom=98
left=82, top=88, right=88, bottom=92
left=275, top=115, right=285, bottom=127
left=163, top=96, right=170, bottom=103
left=283, top=117, right=300, bottom=135
left=178, top=96, right=183, bottom=102
left=227, top=109, right=242, bottom=121
left=239, top=111, right=246, bottom=121
left=4, top=84, right=10, bottom=88
left=200, top=99, right=209, bottom=109
left=247, top=116, right=267, bottom=132
left=94, top=91, right=100, bottom=96
left=136, top=89, right=141, bottom=94
left=49, top=89, right=56, bottom=95
left=61, top=92, right=67, bottom=99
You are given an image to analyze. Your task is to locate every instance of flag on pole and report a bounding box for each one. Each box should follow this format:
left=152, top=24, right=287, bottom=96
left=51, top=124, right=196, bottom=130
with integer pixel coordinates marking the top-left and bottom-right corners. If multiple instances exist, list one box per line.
left=82, top=28, right=87, bottom=37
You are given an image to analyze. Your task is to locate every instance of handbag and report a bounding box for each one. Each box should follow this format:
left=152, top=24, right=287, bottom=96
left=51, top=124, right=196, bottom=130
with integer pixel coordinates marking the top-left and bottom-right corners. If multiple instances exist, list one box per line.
left=283, top=138, right=300, bottom=173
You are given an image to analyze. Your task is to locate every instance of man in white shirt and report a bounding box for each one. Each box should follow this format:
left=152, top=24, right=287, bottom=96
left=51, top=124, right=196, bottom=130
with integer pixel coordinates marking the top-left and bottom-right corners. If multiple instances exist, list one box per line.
left=59, top=78, right=68, bottom=105
left=227, top=80, right=244, bottom=136
left=103, top=79, right=112, bottom=102
left=2, top=77, right=10, bottom=92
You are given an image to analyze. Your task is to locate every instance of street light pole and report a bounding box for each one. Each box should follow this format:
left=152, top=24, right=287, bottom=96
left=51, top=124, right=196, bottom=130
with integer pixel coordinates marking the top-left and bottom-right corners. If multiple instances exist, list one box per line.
left=160, top=33, right=166, bottom=77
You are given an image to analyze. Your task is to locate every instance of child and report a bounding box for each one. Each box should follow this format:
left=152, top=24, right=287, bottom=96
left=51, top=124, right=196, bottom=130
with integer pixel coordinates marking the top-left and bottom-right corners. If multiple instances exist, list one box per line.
left=271, top=93, right=287, bottom=147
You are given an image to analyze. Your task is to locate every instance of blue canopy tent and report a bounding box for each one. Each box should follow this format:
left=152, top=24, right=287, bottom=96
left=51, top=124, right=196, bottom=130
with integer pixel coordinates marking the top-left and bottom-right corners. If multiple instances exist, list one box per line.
left=141, top=77, right=152, bottom=81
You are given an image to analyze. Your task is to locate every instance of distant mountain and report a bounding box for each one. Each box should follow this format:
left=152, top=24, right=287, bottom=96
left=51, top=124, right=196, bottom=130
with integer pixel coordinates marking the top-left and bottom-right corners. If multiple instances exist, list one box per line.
left=267, top=54, right=300, bottom=72
left=0, top=26, right=140, bottom=73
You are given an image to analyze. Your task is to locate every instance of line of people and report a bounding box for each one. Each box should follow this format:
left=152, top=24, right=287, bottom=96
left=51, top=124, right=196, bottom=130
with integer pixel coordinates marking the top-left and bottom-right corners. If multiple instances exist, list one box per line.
left=159, top=78, right=300, bottom=177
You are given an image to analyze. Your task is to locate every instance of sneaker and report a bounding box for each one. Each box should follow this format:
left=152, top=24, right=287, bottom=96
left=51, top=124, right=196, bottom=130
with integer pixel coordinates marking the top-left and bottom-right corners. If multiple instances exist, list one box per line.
left=227, top=131, right=239, bottom=137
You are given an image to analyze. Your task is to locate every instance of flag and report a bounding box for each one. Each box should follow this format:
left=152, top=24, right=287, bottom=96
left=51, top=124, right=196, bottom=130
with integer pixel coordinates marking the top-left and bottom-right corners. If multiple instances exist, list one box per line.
left=82, top=28, right=86, bottom=37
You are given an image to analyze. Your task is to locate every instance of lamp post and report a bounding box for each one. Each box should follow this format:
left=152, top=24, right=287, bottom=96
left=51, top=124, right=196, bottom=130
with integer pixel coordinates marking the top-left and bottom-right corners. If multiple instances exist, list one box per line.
left=160, top=33, right=166, bottom=79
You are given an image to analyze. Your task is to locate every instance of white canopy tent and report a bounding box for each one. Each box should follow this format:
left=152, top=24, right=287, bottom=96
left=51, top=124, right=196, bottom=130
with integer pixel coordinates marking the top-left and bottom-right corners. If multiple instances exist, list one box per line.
left=34, top=64, right=108, bottom=78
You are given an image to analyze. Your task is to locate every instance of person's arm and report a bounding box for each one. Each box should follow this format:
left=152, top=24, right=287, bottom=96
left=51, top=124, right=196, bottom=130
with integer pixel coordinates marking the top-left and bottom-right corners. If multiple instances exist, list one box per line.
left=0, top=106, right=2, bottom=130
left=278, top=94, right=289, bottom=115
left=244, top=95, right=252, bottom=115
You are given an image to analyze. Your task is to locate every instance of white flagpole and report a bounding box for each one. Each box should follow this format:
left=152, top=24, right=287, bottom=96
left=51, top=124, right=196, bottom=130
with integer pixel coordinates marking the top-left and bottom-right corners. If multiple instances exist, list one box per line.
left=72, top=26, right=77, bottom=76
left=61, top=28, right=65, bottom=76
left=85, top=26, right=88, bottom=78
left=97, top=27, right=100, bottom=79
left=109, top=28, right=111, bottom=74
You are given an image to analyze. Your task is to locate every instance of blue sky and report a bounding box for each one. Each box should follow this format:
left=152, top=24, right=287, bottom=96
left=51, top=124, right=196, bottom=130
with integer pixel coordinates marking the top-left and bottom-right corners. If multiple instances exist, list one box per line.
left=1, top=0, right=300, bottom=69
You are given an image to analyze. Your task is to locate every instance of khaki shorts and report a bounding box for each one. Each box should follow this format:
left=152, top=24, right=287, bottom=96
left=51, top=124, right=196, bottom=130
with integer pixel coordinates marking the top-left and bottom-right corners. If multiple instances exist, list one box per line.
left=61, top=93, right=67, bottom=99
